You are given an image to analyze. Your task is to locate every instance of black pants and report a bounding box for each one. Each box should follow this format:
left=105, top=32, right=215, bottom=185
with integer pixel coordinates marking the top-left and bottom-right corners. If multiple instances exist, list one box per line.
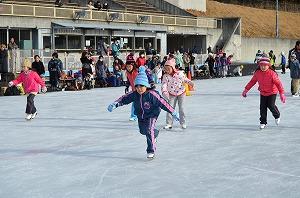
left=26, top=94, right=37, bottom=114
left=281, top=65, right=286, bottom=74
left=260, top=94, right=280, bottom=124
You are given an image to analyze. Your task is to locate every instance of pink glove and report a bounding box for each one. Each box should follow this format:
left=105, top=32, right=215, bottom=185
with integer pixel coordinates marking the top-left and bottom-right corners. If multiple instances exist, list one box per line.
left=280, top=94, right=286, bottom=103
left=242, top=89, right=248, bottom=97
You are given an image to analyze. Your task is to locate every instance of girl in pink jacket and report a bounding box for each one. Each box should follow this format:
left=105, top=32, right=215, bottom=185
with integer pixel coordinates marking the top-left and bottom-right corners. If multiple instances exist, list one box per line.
left=242, top=57, right=286, bottom=129
left=161, top=58, right=194, bottom=129
left=9, top=59, right=47, bottom=120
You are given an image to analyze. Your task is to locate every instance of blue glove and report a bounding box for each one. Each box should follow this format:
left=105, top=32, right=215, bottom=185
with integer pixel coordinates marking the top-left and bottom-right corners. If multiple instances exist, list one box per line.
left=107, top=102, right=117, bottom=112
left=172, top=112, right=180, bottom=122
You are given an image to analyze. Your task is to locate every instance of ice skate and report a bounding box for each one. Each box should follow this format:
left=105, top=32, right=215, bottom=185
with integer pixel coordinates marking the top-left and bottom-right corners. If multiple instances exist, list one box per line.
left=25, top=114, right=32, bottom=120
left=31, top=112, right=37, bottom=119
left=275, top=118, right=280, bottom=126
left=259, top=124, right=267, bottom=130
left=163, top=124, right=172, bottom=130
left=147, top=153, right=155, bottom=159
left=292, top=94, right=299, bottom=97
left=181, top=124, right=187, bottom=129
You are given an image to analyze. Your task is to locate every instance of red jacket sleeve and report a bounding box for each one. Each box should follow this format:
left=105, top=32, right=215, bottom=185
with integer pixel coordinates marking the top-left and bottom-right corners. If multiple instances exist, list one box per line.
left=33, top=72, right=46, bottom=88
left=12, top=73, right=24, bottom=85
left=245, top=72, right=258, bottom=91
left=272, top=72, right=284, bottom=95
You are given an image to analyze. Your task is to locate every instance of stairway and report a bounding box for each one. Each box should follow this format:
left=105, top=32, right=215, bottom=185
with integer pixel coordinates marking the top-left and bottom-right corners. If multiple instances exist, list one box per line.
left=112, top=0, right=165, bottom=14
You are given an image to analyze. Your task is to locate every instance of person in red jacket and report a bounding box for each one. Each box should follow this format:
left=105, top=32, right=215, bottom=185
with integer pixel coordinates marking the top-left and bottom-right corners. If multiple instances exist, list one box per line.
left=136, top=51, right=146, bottom=68
left=125, top=59, right=139, bottom=121
left=242, top=57, right=286, bottom=130
left=8, top=59, right=47, bottom=120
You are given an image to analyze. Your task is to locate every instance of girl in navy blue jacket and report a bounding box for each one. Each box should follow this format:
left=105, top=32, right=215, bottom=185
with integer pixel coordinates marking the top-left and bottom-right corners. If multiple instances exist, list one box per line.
left=107, top=66, right=179, bottom=159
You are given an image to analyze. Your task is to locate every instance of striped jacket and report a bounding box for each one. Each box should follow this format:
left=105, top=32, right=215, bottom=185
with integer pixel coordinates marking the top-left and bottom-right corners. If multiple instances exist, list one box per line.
left=115, top=90, right=175, bottom=119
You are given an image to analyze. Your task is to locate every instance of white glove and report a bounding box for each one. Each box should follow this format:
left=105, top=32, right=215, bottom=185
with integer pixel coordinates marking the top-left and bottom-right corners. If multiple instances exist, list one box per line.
left=8, top=81, right=14, bottom=87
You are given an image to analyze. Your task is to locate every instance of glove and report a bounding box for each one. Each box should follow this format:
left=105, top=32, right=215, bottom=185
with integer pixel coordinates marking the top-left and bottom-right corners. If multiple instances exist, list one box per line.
left=125, top=86, right=129, bottom=94
left=172, top=112, right=180, bottom=122
left=280, top=94, right=286, bottom=104
left=41, top=87, right=47, bottom=93
left=242, top=89, right=248, bottom=97
left=8, top=81, right=14, bottom=87
left=107, top=102, right=117, bottom=112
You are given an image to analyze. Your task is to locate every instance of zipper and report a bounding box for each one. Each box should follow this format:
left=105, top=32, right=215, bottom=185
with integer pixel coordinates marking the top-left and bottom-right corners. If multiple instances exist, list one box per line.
left=140, top=94, right=144, bottom=119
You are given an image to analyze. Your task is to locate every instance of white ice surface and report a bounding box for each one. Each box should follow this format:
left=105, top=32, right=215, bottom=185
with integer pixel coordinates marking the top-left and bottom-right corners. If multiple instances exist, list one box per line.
left=0, top=73, right=300, bottom=198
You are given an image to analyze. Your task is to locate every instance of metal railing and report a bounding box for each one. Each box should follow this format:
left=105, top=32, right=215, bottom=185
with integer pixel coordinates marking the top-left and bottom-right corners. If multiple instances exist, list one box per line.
left=0, top=3, right=218, bottom=29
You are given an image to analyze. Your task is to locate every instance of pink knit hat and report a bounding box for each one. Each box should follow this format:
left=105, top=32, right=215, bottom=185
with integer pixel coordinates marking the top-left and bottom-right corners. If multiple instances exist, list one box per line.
left=164, top=58, right=176, bottom=71
left=258, top=57, right=271, bottom=66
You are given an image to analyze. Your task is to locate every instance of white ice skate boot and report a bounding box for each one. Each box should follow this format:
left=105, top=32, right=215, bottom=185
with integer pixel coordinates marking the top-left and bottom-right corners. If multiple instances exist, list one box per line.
left=25, top=114, right=32, bottom=120
left=181, top=124, right=187, bottom=129
left=275, top=118, right=280, bottom=126
left=259, top=124, right=267, bottom=130
left=129, top=117, right=137, bottom=121
left=147, top=153, right=155, bottom=159
left=163, top=124, right=172, bottom=129
left=31, top=112, right=37, bottom=119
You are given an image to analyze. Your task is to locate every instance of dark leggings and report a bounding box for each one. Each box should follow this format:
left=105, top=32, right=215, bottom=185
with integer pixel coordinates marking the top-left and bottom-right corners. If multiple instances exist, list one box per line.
left=260, top=94, right=280, bottom=124
left=26, top=94, right=37, bottom=114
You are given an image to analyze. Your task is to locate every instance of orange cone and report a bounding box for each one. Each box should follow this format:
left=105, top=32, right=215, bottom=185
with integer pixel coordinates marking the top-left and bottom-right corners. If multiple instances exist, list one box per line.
left=187, top=71, right=194, bottom=91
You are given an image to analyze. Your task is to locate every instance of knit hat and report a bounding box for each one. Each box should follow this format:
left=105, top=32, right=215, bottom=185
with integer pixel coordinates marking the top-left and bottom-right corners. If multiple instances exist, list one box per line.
left=126, top=53, right=135, bottom=65
left=258, top=57, right=271, bottom=66
left=23, top=58, right=32, bottom=68
left=164, top=58, right=176, bottom=71
left=134, top=66, right=150, bottom=87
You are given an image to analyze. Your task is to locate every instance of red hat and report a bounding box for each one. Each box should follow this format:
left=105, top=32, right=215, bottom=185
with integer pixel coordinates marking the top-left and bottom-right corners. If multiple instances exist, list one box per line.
left=258, top=57, right=271, bottom=66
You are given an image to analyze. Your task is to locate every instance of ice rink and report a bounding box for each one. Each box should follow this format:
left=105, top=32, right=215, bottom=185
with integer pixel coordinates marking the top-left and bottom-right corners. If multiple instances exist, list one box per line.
left=1, top=73, right=300, bottom=198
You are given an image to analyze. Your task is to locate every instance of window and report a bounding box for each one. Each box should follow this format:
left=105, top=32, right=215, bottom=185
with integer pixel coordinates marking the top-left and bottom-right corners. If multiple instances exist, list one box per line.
left=85, top=36, right=95, bottom=48
left=135, top=37, right=143, bottom=49
left=0, top=29, right=7, bottom=45
left=43, top=36, right=51, bottom=49
left=55, top=35, right=66, bottom=49
left=68, top=35, right=81, bottom=49
left=9, top=30, right=19, bottom=45
left=121, top=37, right=133, bottom=50
left=20, top=29, right=31, bottom=40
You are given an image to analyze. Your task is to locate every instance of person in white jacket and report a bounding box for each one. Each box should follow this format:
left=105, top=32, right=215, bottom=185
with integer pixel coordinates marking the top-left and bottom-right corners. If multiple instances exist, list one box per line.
left=161, top=58, right=194, bottom=129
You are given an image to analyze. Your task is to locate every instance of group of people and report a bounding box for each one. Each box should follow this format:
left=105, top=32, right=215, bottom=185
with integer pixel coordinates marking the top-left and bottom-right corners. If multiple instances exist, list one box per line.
left=5, top=40, right=300, bottom=160
left=87, top=0, right=109, bottom=11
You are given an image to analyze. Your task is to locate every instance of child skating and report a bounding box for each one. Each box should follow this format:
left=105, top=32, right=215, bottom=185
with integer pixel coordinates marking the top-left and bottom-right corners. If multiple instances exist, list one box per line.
left=242, top=57, right=286, bottom=129
left=8, top=59, right=47, bottom=120
left=161, top=58, right=194, bottom=129
left=107, top=67, right=179, bottom=159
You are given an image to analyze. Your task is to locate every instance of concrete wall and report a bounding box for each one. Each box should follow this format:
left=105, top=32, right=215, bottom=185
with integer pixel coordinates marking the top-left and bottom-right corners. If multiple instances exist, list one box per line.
left=164, top=0, right=206, bottom=12
left=241, top=37, right=298, bottom=63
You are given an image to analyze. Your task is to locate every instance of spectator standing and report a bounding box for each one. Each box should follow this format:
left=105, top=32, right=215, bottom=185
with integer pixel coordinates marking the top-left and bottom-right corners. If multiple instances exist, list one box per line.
left=289, top=53, right=300, bottom=97
left=288, top=41, right=300, bottom=94
left=269, top=50, right=276, bottom=70
left=97, top=37, right=108, bottom=56
left=80, top=51, right=93, bottom=80
left=95, top=55, right=108, bottom=87
left=183, top=52, right=190, bottom=75
left=48, top=52, right=63, bottom=91
left=136, top=51, right=146, bottom=68
left=32, top=55, right=45, bottom=77
left=205, top=53, right=216, bottom=78
left=280, top=52, right=287, bottom=74
left=111, top=39, right=121, bottom=58
left=0, top=44, right=8, bottom=73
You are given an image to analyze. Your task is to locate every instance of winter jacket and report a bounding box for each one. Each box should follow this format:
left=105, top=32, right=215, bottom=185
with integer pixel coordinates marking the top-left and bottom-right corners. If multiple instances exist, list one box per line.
left=245, top=69, right=284, bottom=96
left=95, top=60, right=108, bottom=78
left=32, top=61, right=45, bottom=76
left=115, top=90, right=175, bottom=119
left=136, top=57, right=146, bottom=68
left=126, top=69, right=138, bottom=90
left=290, top=59, right=300, bottom=79
left=161, top=71, right=193, bottom=96
left=12, top=70, right=45, bottom=94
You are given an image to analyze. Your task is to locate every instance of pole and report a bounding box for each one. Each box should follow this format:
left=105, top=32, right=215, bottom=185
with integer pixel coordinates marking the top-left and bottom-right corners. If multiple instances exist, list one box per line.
left=276, top=0, right=279, bottom=38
